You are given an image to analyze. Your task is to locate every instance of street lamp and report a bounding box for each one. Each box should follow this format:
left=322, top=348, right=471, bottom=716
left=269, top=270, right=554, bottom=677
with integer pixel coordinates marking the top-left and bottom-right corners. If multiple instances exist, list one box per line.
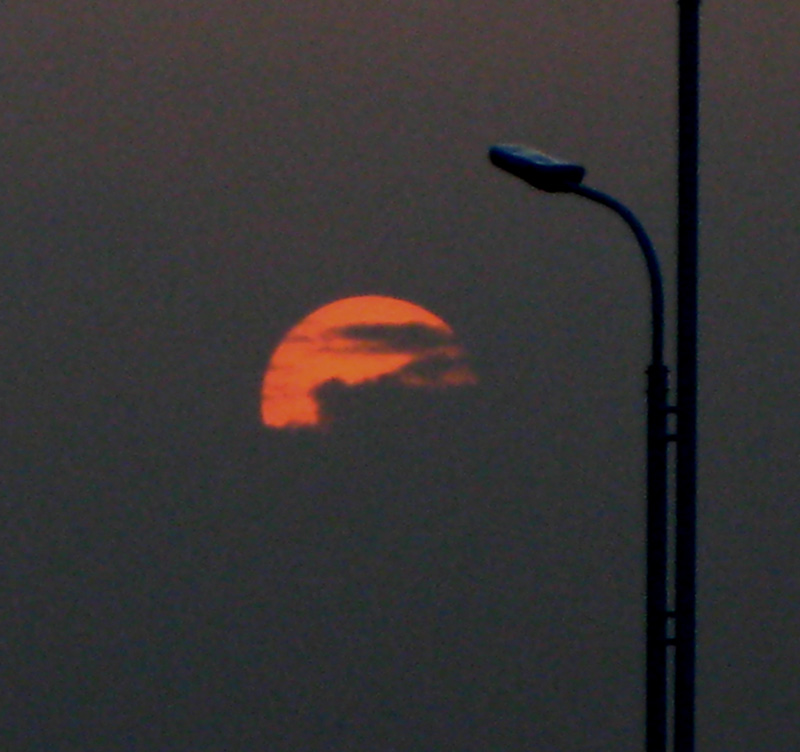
left=488, top=143, right=671, bottom=752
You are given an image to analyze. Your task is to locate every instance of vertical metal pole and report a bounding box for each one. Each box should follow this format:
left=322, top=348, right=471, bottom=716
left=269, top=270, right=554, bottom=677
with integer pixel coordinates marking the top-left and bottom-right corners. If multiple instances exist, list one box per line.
left=571, top=184, right=671, bottom=752
left=676, top=1, right=700, bottom=750
left=647, top=364, right=669, bottom=752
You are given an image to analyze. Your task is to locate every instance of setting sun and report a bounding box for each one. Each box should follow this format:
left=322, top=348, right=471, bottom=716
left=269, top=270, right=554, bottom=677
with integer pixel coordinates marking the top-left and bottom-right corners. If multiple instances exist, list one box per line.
left=261, top=295, right=477, bottom=429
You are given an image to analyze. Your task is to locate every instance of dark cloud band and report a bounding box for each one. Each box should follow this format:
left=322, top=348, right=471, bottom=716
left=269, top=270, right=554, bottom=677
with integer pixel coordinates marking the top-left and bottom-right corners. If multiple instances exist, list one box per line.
left=330, top=322, right=455, bottom=354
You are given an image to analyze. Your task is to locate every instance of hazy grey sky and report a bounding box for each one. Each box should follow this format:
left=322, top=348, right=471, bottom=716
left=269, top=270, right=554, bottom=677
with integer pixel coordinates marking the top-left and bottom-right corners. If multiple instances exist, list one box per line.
left=3, top=2, right=799, bottom=750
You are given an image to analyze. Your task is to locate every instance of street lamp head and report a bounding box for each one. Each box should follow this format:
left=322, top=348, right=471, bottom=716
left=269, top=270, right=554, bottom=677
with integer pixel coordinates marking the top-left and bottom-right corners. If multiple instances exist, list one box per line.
left=488, top=143, right=586, bottom=193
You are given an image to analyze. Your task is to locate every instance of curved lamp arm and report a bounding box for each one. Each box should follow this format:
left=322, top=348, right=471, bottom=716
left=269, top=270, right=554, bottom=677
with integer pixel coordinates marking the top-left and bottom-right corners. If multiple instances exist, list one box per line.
left=488, top=144, right=664, bottom=367
left=570, top=183, right=665, bottom=368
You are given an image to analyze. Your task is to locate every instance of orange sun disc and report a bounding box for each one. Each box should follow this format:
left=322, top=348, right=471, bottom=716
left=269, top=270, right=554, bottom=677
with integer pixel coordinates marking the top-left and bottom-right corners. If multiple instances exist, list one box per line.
left=261, top=295, right=477, bottom=429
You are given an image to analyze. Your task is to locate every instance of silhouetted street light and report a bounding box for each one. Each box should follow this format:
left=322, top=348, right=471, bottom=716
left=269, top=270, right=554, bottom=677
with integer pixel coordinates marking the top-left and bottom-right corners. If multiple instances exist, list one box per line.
left=488, top=143, right=671, bottom=752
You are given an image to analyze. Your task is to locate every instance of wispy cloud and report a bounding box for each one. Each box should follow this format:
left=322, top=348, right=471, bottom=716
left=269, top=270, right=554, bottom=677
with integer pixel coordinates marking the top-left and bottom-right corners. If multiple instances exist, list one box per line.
left=329, top=322, right=455, bottom=354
